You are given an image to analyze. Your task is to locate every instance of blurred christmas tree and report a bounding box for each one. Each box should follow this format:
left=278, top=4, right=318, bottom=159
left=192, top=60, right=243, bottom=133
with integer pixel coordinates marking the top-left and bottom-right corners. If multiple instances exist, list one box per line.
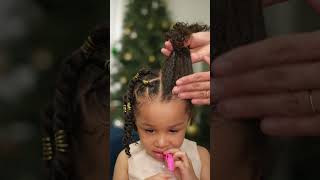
left=110, top=0, right=172, bottom=127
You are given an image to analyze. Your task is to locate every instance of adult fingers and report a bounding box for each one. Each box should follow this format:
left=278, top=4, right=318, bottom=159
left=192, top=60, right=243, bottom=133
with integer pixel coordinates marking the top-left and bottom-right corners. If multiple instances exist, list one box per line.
left=215, top=90, right=320, bottom=119
left=161, top=48, right=171, bottom=57
left=212, top=31, right=320, bottom=77
left=191, top=54, right=210, bottom=64
left=213, top=61, right=320, bottom=99
left=203, top=55, right=210, bottom=65
left=178, top=90, right=210, bottom=100
left=176, top=72, right=210, bottom=86
left=161, top=41, right=173, bottom=57
left=164, top=41, right=173, bottom=51
left=188, top=32, right=210, bottom=49
left=192, top=98, right=210, bottom=105
left=173, top=81, right=210, bottom=94
left=260, top=115, right=320, bottom=136
left=190, top=44, right=210, bottom=63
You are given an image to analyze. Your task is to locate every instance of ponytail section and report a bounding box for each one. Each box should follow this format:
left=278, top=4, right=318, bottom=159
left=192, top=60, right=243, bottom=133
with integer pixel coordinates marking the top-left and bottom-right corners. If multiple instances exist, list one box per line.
left=162, top=22, right=209, bottom=99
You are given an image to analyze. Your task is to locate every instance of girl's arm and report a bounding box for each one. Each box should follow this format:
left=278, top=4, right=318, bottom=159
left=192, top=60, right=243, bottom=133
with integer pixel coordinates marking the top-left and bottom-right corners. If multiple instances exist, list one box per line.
left=113, top=150, right=129, bottom=180
left=198, top=146, right=210, bottom=180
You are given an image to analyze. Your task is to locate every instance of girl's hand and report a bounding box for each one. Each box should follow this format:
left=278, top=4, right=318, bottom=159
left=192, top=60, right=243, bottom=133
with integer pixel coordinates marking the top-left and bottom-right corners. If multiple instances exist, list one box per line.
left=145, top=172, right=172, bottom=180
left=164, top=149, right=199, bottom=180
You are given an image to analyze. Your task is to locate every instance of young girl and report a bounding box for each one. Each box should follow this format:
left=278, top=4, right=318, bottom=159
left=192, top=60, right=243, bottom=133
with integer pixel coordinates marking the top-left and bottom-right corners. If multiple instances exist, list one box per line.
left=113, top=23, right=210, bottom=180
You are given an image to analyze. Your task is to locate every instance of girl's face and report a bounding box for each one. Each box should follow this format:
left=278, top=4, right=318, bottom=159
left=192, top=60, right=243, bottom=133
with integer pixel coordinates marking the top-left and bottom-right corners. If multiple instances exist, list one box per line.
left=135, top=98, right=189, bottom=161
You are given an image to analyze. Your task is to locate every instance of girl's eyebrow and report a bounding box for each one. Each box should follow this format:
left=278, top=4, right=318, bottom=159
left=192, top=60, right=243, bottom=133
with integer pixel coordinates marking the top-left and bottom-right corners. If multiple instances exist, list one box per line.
left=140, top=122, right=154, bottom=127
left=168, top=122, right=185, bottom=128
left=140, top=121, right=185, bottom=127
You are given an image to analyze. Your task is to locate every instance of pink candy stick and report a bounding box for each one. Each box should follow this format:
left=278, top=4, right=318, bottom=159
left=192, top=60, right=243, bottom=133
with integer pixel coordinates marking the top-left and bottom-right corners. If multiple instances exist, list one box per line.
left=164, top=153, right=174, bottom=172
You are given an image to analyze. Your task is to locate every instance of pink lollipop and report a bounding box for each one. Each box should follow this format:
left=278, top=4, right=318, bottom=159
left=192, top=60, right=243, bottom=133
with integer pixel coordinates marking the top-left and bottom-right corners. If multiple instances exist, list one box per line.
left=164, top=153, right=174, bottom=172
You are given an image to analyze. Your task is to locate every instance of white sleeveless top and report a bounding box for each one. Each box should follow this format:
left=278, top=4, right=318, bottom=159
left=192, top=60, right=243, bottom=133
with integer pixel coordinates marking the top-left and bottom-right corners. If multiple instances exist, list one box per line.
left=128, top=138, right=201, bottom=180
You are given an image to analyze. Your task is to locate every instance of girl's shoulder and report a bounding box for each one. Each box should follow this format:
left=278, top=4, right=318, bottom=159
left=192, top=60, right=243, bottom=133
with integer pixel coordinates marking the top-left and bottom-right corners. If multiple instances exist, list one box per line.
left=113, top=150, right=129, bottom=179
left=197, top=145, right=210, bottom=160
left=116, top=149, right=129, bottom=165
left=197, top=145, right=210, bottom=180
left=183, top=138, right=209, bottom=156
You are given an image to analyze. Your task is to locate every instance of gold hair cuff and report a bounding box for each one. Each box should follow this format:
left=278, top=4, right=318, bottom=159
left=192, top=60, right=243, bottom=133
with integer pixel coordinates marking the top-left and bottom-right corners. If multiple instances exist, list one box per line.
left=127, top=102, right=132, bottom=112
left=123, top=104, right=127, bottom=113
left=54, top=130, right=68, bottom=153
left=133, top=72, right=140, bottom=80
left=81, top=36, right=96, bottom=55
left=42, top=137, right=53, bottom=160
left=142, top=80, right=150, bottom=85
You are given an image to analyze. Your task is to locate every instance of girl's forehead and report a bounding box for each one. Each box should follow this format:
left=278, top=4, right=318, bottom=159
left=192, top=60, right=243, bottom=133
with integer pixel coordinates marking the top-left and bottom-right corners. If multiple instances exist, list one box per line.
left=136, top=99, right=189, bottom=125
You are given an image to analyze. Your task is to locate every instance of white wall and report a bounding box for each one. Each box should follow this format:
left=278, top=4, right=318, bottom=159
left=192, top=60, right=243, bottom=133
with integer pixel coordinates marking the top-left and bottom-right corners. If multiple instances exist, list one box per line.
left=165, top=0, right=210, bottom=25
left=165, top=0, right=210, bottom=72
left=110, top=0, right=210, bottom=45
left=110, top=0, right=125, bottom=45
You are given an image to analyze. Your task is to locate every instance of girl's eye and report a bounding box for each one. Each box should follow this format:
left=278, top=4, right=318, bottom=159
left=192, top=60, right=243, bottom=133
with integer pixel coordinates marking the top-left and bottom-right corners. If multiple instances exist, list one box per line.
left=169, top=129, right=178, bottom=133
left=144, top=129, right=154, bottom=133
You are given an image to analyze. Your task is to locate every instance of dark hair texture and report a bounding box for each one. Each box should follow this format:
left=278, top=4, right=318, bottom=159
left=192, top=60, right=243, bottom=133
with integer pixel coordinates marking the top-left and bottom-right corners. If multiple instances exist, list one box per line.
left=42, top=24, right=109, bottom=180
left=122, top=22, right=209, bottom=157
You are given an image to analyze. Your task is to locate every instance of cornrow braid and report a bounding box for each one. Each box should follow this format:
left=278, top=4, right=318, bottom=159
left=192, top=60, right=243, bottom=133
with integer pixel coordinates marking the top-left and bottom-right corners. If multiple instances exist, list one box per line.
left=122, top=69, right=158, bottom=157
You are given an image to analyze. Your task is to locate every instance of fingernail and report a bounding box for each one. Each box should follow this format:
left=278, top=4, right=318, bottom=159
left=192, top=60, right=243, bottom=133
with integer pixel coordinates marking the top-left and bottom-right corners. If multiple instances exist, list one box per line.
left=191, top=53, right=200, bottom=60
left=172, top=86, right=179, bottom=93
left=176, top=79, right=182, bottom=85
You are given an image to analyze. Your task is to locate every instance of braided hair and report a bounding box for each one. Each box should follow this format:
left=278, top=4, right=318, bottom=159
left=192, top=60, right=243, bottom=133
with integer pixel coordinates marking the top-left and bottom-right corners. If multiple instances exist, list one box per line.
left=122, top=23, right=209, bottom=157
left=42, top=24, right=109, bottom=180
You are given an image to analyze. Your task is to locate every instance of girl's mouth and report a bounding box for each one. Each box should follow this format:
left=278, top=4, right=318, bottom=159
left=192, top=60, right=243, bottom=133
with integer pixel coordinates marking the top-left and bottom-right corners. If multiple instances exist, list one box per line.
left=153, top=151, right=164, bottom=159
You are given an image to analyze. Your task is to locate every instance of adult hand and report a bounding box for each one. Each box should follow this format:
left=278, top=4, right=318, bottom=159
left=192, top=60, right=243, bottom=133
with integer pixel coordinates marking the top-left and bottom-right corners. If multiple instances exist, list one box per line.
left=161, top=32, right=210, bottom=64
left=212, top=31, right=320, bottom=136
left=161, top=32, right=210, bottom=105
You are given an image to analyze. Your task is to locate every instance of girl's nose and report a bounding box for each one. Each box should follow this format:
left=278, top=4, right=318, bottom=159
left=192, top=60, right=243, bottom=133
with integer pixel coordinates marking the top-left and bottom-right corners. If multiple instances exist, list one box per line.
left=155, top=134, right=168, bottom=148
